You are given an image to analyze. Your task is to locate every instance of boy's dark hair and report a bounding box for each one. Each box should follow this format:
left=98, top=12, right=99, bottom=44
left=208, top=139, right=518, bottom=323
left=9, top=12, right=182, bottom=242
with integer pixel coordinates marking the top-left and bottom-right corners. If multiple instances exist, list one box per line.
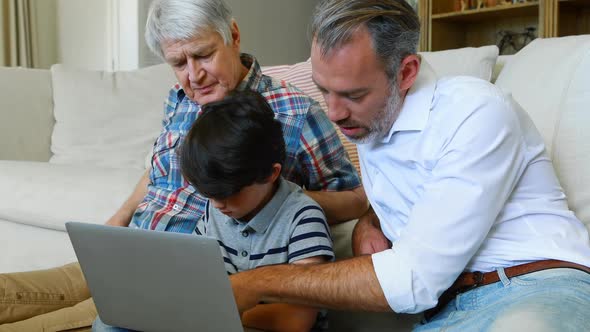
left=180, top=90, right=286, bottom=199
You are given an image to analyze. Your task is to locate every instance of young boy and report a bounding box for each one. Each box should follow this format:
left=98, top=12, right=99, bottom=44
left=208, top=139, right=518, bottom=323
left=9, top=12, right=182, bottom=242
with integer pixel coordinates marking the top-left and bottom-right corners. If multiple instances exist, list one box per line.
left=94, top=91, right=333, bottom=332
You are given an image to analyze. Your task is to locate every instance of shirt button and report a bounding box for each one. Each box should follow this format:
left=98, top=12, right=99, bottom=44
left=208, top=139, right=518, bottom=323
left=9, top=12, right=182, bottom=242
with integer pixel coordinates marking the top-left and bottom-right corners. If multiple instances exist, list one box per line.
left=173, top=204, right=180, bottom=211
left=242, top=231, right=249, bottom=238
left=241, top=251, right=248, bottom=257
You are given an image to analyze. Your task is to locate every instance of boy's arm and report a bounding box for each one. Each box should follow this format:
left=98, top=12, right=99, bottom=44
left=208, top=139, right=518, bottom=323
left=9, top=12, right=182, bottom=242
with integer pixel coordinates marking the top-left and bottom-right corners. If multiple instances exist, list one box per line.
left=241, top=256, right=326, bottom=332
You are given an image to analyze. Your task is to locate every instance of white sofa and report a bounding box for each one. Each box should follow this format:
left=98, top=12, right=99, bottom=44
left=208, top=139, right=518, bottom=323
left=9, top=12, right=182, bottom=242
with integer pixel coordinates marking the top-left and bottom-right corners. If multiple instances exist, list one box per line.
left=1, top=35, right=589, bottom=331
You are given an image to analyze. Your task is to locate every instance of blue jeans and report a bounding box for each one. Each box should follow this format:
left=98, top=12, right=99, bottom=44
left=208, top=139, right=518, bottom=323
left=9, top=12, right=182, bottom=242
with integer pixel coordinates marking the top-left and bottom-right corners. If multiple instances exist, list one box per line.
left=92, top=316, right=134, bottom=332
left=414, top=268, right=590, bottom=332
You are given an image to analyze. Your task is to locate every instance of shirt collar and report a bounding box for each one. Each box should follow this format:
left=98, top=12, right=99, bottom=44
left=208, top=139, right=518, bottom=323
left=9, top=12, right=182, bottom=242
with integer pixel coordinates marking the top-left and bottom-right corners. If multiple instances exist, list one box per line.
left=382, top=58, right=437, bottom=143
left=235, top=53, right=263, bottom=92
left=174, top=53, right=261, bottom=100
left=241, top=177, right=290, bottom=234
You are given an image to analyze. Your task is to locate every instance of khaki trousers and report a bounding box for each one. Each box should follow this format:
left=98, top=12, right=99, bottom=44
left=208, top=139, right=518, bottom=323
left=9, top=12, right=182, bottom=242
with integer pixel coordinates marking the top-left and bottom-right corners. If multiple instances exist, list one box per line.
left=0, top=263, right=96, bottom=332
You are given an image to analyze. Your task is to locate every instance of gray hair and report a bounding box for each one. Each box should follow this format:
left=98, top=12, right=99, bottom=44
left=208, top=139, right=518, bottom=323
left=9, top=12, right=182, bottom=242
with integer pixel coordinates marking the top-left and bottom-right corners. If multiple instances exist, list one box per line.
left=145, top=0, right=233, bottom=60
left=311, top=0, right=420, bottom=81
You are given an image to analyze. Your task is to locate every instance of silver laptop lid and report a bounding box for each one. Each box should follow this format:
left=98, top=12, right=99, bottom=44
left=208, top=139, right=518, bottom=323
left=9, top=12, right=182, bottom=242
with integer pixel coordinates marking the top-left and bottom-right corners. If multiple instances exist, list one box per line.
left=66, top=222, right=243, bottom=332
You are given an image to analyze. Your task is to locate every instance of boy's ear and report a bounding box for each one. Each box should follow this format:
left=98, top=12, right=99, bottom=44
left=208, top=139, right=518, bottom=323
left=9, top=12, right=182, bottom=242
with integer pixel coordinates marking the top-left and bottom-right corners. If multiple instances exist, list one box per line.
left=268, top=163, right=282, bottom=183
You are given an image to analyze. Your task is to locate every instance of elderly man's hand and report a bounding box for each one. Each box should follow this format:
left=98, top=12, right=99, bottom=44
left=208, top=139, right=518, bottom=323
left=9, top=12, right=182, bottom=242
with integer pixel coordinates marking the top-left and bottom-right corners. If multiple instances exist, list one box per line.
left=230, top=270, right=262, bottom=314
left=352, top=208, right=391, bottom=256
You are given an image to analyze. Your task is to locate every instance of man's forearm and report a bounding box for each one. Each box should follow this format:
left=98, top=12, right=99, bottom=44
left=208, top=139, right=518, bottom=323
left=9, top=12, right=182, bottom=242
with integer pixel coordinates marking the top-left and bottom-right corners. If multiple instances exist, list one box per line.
left=231, top=255, right=391, bottom=313
left=105, top=170, right=150, bottom=227
left=305, top=186, right=369, bottom=225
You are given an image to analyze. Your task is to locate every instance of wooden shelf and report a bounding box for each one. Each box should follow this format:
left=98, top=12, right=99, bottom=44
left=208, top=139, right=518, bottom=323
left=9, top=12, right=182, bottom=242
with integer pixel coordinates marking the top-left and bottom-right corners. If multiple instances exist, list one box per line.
left=432, top=2, right=539, bottom=23
left=421, top=0, right=588, bottom=52
left=558, top=0, right=590, bottom=36
left=559, top=0, right=590, bottom=9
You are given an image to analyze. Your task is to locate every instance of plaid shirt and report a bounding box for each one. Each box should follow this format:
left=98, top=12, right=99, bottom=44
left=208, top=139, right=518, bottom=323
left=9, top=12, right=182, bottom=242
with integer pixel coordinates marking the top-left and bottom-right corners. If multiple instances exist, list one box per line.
left=130, top=54, right=361, bottom=233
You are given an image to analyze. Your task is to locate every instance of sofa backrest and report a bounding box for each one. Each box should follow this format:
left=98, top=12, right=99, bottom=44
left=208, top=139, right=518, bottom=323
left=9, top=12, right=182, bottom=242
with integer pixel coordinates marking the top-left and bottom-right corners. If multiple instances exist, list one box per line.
left=0, top=67, right=54, bottom=162
left=495, top=35, right=590, bottom=230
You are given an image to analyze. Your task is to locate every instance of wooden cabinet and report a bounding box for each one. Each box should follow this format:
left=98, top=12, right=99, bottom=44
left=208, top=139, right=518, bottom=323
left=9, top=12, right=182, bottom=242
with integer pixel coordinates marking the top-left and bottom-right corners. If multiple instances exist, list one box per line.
left=417, top=0, right=590, bottom=53
left=557, top=0, right=590, bottom=37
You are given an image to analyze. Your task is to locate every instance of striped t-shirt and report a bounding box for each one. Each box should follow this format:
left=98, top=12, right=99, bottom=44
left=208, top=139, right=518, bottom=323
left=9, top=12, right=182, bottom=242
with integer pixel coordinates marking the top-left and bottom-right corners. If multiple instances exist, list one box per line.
left=194, top=177, right=334, bottom=274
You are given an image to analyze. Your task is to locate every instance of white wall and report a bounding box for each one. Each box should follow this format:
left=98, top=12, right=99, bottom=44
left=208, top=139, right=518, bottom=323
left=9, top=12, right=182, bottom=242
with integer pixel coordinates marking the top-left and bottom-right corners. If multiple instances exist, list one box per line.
left=54, top=0, right=318, bottom=71
left=138, top=0, right=161, bottom=67
left=56, top=0, right=112, bottom=70
left=116, top=0, right=139, bottom=70
left=226, top=0, right=318, bottom=66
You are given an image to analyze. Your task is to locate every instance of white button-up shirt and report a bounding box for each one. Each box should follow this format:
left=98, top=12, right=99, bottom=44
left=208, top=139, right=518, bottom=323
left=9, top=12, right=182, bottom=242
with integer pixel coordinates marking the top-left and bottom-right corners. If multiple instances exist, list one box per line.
left=363, top=61, right=590, bottom=314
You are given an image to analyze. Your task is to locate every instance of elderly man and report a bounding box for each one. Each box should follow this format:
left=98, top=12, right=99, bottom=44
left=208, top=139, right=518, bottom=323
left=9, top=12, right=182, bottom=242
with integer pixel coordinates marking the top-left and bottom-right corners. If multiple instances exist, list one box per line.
left=0, top=0, right=366, bottom=331
left=230, top=0, right=590, bottom=331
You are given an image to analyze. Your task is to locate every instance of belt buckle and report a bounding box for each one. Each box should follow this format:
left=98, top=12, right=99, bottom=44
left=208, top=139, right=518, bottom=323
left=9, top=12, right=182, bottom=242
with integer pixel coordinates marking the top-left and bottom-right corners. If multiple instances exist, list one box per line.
left=469, top=271, right=484, bottom=289
left=458, top=271, right=485, bottom=294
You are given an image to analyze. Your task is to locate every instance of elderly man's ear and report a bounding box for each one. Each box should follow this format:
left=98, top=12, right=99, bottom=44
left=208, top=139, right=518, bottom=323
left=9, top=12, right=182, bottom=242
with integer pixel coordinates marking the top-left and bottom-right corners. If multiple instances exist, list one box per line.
left=230, top=20, right=241, bottom=48
left=398, top=54, right=421, bottom=94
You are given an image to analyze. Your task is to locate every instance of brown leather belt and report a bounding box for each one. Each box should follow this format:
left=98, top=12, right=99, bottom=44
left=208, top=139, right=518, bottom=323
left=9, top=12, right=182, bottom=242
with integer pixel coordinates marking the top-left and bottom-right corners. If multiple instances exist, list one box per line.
left=424, top=259, right=590, bottom=320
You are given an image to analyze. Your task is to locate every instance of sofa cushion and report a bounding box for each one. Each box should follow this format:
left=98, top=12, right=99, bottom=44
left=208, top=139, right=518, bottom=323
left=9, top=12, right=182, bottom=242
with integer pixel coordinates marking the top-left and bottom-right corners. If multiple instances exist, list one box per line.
left=0, top=161, right=145, bottom=231
left=551, top=46, right=590, bottom=231
left=262, top=45, right=499, bottom=176
left=495, top=35, right=590, bottom=229
left=0, top=67, right=53, bottom=162
left=50, top=63, right=177, bottom=169
left=420, top=45, right=499, bottom=82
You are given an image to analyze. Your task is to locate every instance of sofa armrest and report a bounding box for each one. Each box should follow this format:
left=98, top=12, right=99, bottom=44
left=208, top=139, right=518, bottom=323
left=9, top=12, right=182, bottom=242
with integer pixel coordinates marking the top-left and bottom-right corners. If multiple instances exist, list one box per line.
left=0, top=67, right=54, bottom=161
left=0, top=161, right=144, bottom=231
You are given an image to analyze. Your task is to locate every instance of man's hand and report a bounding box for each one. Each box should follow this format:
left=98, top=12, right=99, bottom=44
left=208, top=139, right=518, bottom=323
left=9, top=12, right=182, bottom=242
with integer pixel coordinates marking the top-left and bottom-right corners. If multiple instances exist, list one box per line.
left=105, top=170, right=151, bottom=227
left=105, top=213, right=132, bottom=227
left=230, top=270, right=262, bottom=315
left=352, top=207, right=391, bottom=256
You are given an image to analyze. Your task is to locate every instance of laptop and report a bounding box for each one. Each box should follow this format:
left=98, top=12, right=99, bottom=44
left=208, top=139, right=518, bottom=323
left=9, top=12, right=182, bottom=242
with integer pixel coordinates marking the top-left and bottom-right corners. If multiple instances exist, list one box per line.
left=66, top=222, right=244, bottom=332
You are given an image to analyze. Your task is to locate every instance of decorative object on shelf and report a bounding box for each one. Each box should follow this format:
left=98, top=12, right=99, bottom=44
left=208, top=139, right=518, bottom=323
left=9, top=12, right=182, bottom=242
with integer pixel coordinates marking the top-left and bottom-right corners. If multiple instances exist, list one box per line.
left=497, top=27, right=536, bottom=55
left=477, top=0, right=485, bottom=9
left=462, top=0, right=469, bottom=10
left=405, top=0, right=418, bottom=11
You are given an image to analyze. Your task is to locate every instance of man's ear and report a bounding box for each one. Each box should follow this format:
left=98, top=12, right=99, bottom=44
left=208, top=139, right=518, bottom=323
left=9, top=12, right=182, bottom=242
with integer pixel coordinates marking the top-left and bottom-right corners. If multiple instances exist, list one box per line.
left=231, top=20, right=241, bottom=48
left=397, top=54, right=421, bottom=94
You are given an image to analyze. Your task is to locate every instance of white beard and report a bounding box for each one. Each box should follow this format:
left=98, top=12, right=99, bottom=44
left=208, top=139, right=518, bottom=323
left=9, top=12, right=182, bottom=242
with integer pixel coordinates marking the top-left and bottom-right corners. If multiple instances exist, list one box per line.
left=345, top=82, right=403, bottom=145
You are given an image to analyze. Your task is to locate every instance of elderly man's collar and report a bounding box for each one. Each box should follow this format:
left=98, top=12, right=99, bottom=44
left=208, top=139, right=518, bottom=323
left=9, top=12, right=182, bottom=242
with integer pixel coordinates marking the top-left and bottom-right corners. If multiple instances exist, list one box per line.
left=235, top=53, right=263, bottom=92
